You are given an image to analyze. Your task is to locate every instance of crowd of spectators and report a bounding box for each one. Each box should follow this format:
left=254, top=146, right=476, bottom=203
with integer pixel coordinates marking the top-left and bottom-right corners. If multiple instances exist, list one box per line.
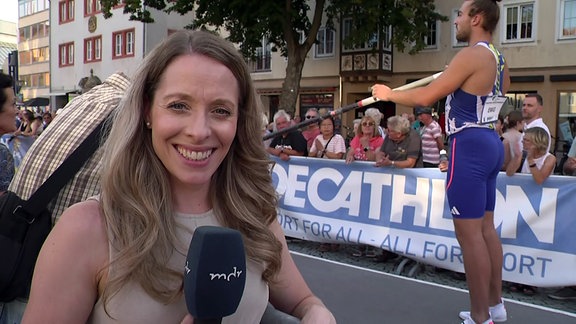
left=264, top=98, right=576, bottom=302
left=0, top=72, right=56, bottom=191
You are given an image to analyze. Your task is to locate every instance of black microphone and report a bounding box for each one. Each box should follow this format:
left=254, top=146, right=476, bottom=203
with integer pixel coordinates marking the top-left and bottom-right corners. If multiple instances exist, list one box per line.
left=184, top=226, right=246, bottom=324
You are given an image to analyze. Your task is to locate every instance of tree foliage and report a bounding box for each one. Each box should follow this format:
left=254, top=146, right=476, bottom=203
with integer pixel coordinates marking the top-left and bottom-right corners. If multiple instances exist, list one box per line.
left=101, top=0, right=447, bottom=113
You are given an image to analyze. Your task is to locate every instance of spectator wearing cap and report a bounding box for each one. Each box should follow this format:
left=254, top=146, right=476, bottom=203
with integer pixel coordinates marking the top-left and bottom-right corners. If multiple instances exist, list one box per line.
left=415, top=107, right=444, bottom=168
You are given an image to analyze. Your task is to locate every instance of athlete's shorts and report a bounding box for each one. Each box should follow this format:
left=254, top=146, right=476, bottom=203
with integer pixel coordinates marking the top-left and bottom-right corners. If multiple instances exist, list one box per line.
left=445, top=128, right=504, bottom=219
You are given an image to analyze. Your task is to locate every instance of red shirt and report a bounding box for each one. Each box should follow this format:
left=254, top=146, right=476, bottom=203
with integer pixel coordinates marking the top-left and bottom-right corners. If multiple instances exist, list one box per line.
left=349, top=136, right=384, bottom=161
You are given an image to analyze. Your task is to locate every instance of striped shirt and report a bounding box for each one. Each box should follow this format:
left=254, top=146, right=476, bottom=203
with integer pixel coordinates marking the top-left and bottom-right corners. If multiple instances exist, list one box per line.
left=420, top=120, right=443, bottom=164
left=8, top=72, right=130, bottom=223
left=309, top=134, right=346, bottom=158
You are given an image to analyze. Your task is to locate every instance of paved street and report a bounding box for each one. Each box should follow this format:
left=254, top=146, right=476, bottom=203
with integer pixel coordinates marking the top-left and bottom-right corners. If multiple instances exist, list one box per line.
left=288, top=240, right=576, bottom=322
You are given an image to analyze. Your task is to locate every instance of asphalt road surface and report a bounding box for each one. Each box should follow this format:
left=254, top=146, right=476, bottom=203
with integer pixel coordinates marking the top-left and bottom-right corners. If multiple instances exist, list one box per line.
left=289, top=242, right=576, bottom=324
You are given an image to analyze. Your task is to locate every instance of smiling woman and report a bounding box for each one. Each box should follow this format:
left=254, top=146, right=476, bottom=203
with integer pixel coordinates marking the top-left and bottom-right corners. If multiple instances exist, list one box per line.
left=146, top=54, right=239, bottom=199
left=345, top=115, right=383, bottom=164
left=23, top=30, right=335, bottom=324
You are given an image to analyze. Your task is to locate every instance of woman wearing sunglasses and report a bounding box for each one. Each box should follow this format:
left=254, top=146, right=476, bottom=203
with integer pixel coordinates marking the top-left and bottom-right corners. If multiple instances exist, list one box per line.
left=345, top=116, right=383, bottom=164
left=344, top=115, right=383, bottom=257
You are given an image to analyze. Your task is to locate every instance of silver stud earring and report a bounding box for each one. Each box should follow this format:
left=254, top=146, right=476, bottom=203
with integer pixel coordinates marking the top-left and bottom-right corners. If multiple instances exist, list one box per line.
left=146, top=122, right=151, bottom=128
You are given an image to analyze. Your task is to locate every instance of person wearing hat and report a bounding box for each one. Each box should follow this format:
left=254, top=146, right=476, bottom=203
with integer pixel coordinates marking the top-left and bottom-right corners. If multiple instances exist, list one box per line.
left=416, top=107, right=444, bottom=168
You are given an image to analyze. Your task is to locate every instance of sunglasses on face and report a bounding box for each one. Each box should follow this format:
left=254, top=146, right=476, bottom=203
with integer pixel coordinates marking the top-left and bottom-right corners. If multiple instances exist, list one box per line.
left=305, top=115, right=316, bottom=119
left=362, top=122, right=375, bottom=127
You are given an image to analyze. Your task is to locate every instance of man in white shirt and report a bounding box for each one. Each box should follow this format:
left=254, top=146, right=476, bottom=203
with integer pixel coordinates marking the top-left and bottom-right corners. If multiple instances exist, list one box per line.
left=522, top=93, right=551, bottom=152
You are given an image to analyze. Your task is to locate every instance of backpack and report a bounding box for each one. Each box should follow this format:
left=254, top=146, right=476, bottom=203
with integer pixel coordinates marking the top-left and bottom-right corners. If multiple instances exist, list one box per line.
left=0, top=192, right=51, bottom=301
left=0, top=120, right=105, bottom=302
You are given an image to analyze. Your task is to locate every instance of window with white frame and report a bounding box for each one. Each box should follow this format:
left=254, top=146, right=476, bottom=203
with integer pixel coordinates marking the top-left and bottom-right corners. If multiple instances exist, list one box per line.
left=126, top=31, right=134, bottom=55
left=19, top=47, right=50, bottom=65
left=315, top=27, right=335, bottom=58
left=559, top=0, right=576, bottom=39
left=452, top=8, right=468, bottom=47
left=85, top=0, right=102, bottom=16
left=31, top=47, right=49, bottom=63
left=95, top=37, right=102, bottom=60
left=59, top=0, right=75, bottom=24
left=86, top=40, right=92, bottom=61
left=503, top=1, right=534, bottom=42
left=342, top=18, right=353, bottom=51
left=112, top=29, right=135, bottom=59
left=85, top=36, right=102, bottom=63
left=19, top=0, right=49, bottom=18
left=20, top=72, right=50, bottom=88
left=114, top=33, right=122, bottom=57
left=423, top=20, right=439, bottom=49
left=59, top=42, right=74, bottom=67
left=382, top=25, right=392, bottom=51
left=250, top=37, right=271, bottom=72
left=19, top=21, right=50, bottom=41
left=342, top=18, right=378, bottom=52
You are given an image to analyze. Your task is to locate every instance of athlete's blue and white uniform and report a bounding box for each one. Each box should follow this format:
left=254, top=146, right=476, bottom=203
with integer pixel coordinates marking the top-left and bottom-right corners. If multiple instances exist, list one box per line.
left=445, top=42, right=505, bottom=219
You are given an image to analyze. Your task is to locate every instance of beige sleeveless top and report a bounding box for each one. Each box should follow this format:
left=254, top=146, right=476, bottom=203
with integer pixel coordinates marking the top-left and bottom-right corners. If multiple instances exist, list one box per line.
left=88, top=210, right=269, bottom=324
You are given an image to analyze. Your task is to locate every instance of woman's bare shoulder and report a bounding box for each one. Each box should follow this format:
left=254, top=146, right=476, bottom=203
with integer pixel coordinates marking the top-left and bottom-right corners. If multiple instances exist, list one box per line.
left=57, top=199, right=105, bottom=232
left=51, top=199, right=109, bottom=262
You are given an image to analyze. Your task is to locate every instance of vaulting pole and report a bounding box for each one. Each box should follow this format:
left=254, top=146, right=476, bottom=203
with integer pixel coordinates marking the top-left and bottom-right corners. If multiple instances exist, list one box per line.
left=263, top=72, right=442, bottom=141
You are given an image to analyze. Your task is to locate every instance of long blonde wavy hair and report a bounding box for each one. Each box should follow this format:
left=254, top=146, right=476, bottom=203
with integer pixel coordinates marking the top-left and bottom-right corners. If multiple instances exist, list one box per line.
left=99, top=30, right=282, bottom=307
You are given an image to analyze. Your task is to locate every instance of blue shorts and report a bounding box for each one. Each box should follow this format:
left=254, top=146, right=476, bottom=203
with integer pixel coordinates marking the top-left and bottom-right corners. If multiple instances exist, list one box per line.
left=446, top=128, right=504, bottom=219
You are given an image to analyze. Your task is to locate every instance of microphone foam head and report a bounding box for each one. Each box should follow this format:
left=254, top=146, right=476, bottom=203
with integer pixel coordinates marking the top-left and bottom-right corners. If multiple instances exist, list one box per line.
left=184, top=226, right=246, bottom=320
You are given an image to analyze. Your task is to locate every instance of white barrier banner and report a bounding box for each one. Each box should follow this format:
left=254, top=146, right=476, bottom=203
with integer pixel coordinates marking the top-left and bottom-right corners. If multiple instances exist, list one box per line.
left=272, top=156, right=576, bottom=287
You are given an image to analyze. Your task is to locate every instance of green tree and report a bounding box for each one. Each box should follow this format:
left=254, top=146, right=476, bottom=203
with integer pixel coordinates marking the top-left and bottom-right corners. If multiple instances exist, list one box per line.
left=101, top=0, right=446, bottom=114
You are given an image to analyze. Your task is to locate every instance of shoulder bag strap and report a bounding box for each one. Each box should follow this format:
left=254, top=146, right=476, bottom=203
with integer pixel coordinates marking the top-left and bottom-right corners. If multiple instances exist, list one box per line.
left=320, top=135, right=335, bottom=158
left=18, top=119, right=108, bottom=221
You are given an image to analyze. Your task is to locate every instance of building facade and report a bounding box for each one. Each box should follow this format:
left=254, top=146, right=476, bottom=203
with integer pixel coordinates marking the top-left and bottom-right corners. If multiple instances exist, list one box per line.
left=17, top=0, right=50, bottom=105
left=14, top=0, right=576, bottom=154
left=49, top=0, right=193, bottom=109
left=0, top=20, right=18, bottom=75
left=252, top=0, right=576, bottom=155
